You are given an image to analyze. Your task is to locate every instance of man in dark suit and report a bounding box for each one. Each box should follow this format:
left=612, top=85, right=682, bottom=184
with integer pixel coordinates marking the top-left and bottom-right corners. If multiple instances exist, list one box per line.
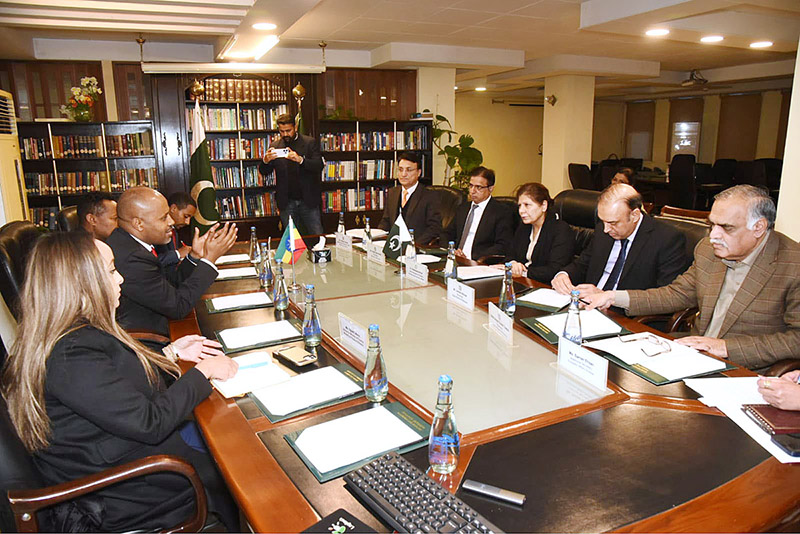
left=552, top=183, right=688, bottom=295
left=107, top=187, right=237, bottom=337
left=155, top=191, right=196, bottom=270
left=442, top=166, right=512, bottom=260
left=378, top=151, right=442, bottom=245
left=76, top=191, right=117, bottom=240
left=258, top=113, right=324, bottom=235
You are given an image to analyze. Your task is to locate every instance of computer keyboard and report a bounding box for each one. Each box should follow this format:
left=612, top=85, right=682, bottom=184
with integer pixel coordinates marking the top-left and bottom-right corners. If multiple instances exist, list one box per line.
left=344, top=452, right=504, bottom=534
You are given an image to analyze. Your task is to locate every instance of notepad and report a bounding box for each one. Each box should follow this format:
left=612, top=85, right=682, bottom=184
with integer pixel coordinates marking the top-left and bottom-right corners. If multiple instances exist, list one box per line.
left=216, top=266, right=257, bottom=280
left=456, top=266, right=505, bottom=280
left=538, top=308, right=623, bottom=339
left=251, top=365, right=362, bottom=416
left=216, top=253, right=250, bottom=265
left=206, top=291, right=271, bottom=313
left=517, top=288, right=571, bottom=311
left=216, top=320, right=302, bottom=352
left=211, top=351, right=290, bottom=398
left=346, top=228, right=388, bottom=240
left=399, top=254, right=440, bottom=265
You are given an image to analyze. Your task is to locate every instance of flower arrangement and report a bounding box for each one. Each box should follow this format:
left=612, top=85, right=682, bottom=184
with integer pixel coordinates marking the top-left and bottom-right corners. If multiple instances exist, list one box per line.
left=60, top=77, right=103, bottom=122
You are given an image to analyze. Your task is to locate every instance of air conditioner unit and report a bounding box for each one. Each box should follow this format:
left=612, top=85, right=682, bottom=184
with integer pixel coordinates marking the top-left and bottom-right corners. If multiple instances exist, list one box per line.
left=0, top=90, right=28, bottom=225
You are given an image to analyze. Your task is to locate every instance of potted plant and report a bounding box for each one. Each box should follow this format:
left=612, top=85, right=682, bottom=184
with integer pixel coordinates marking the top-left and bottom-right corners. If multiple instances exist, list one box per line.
left=431, top=114, right=483, bottom=191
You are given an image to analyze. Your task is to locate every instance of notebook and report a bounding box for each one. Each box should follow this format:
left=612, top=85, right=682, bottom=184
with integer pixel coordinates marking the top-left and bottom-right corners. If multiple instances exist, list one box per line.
left=742, top=404, right=800, bottom=435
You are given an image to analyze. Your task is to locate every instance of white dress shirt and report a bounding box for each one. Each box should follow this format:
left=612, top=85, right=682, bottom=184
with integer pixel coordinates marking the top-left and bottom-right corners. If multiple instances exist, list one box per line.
left=462, top=197, right=491, bottom=260
left=596, top=214, right=643, bottom=290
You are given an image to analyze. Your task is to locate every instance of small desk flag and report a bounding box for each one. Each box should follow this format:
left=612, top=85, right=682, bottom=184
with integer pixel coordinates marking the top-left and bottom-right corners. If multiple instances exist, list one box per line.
left=383, top=214, right=412, bottom=260
left=275, top=216, right=307, bottom=264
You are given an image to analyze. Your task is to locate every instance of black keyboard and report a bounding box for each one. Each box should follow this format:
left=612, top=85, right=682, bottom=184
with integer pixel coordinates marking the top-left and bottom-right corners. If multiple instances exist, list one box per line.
left=344, top=452, right=504, bottom=534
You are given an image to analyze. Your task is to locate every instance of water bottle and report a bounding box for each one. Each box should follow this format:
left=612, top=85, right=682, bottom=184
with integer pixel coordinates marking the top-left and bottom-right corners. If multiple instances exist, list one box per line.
left=337, top=212, right=345, bottom=235
left=273, top=261, right=288, bottom=319
left=259, top=242, right=273, bottom=290
left=363, top=324, right=388, bottom=403
left=248, top=226, right=259, bottom=265
left=364, top=217, right=372, bottom=248
left=444, top=241, right=458, bottom=280
left=302, top=284, right=322, bottom=347
left=563, top=289, right=582, bottom=343
left=498, top=261, right=516, bottom=317
left=428, top=374, right=460, bottom=475
left=405, top=229, right=417, bottom=263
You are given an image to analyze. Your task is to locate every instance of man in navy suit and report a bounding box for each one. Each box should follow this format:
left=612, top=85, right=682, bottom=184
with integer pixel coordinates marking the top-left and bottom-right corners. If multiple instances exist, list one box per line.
left=155, top=191, right=197, bottom=269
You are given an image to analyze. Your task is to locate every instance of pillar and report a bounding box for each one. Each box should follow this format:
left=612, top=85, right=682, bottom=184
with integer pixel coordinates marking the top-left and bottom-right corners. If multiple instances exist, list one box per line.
left=101, top=60, right=118, bottom=121
left=651, top=99, right=670, bottom=167
left=417, top=67, right=455, bottom=185
left=775, top=38, right=800, bottom=241
left=756, top=91, right=783, bottom=159
left=541, top=74, right=595, bottom=195
left=699, top=95, right=720, bottom=164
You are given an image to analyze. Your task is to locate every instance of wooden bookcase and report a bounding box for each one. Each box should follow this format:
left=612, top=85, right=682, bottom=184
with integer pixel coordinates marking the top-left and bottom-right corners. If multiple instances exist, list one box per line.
left=18, top=120, right=157, bottom=229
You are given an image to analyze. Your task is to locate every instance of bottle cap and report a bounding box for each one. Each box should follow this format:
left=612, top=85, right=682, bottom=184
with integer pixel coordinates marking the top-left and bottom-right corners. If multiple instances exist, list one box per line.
left=306, top=284, right=315, bottom=290
left=571, top=289, right=580, bottom=297
left=250, top=226, right=256, bottom=231
left=369, top=324, right=380, bottom=332
left=438, top=374, right=452, bottom=384
left=505, top=261, right=512, bottom=268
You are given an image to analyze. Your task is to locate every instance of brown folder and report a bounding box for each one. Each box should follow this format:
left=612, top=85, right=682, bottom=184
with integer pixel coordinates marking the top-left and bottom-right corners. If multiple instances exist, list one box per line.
left=742, top=404, right=800, bottom=434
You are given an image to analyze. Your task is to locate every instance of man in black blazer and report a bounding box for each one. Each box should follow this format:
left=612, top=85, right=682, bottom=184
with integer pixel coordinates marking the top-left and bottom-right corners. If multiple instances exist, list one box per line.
left=552, top=183, right=688, bottom=295
left=155, top=191, right=196, bottom=271
left=378, top=151, right=442, bottom=245
left=258, top=113, right=324, bottom=235
left=442, top=166, right=513, bottom=260
left=107, top=187, right=237, bottom=337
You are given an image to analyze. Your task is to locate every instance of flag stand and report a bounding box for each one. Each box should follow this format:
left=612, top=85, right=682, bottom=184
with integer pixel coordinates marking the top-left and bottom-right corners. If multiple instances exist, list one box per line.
left=287, top=215, right=302, bottom=292
left=289, top=258, right=301, bottom=293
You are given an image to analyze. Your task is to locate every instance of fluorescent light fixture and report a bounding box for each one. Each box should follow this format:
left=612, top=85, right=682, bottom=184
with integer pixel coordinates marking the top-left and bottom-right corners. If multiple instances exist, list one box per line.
left=645, top=28, right=670, bottom=36
left=217, top=35, right=238, bottom=60
left=141, top=62, right=325, bottom=74
left=750, top=41, right=773, bottom=48
left=225, top=51, right=254, bottom=60
left=252, top=22, right=277, bottom=31
left=475, top=87, right=487, bottom=92
left=700, top=35, right=724, bottom=43
left=254, top=35, right=280, bottom=60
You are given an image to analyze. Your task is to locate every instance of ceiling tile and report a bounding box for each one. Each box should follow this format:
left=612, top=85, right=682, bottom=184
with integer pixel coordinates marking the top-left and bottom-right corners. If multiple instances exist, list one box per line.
left=450, top=0, right=539, bottom=14
left=511, top=0, right=579, bottom=20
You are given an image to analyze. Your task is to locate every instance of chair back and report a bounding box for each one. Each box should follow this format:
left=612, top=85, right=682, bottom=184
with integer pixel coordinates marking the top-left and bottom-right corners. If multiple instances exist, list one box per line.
left=0, top=221, right=42, bottom=321
left=567, top=164, right=594, bottom=190
left=694, top=163, right=713, bottom=185
left=734, top=160, right=767, bottom=188
left=620, top=158, right=643, bottom=172
left=712, top=158, right=736, bottom=188
left=428, top=185, right=467, bottom=233
left=552, top=189, right=600, bottom=255
left=595, top=158, right=620, bottom=190
left=667, top=154, right=697, bottom=209
left=492, top=196, right=521, bottom=235
left=654, top=216, right=709, bottom=267
left=56, top=206, right=80, bottom=232
left=755, top=158, right=782, bottom=190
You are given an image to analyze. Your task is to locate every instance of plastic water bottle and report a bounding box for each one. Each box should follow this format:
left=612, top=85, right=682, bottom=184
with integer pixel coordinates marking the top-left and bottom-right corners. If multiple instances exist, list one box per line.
left=444, top=241, right=458, bottom=280
left=337, top=212, right=345, bottom=235
left=429, top=374, right=460, bottom=475
left=273, top=261, right=288, bottom=319
left=248, top=226, right=259, bottom=265
left=364, top=217, right=372, bottom=248
left=405, top=229, right=417, bottom=263
left=498, top=262, right=516, bottom=317
left=302, top=284, right=322, bottom=347
left=364, top=324, right=388, bottom=403
left=563, top=289, right=582, bottom=343
left=259, top=242, right=273, bottom=290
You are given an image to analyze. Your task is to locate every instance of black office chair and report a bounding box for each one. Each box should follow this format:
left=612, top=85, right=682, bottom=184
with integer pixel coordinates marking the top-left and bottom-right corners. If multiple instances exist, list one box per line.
left=711, top=158, right=736, bottom=189
left=756, top=157, right=782, bottom=202
left=0, top=221, right=43, bottom=321
left=667, top=154, right=697, bottom=209
left=492, top=196, right=521, bottom=235
left=620, top=158, right=643, bottom=172
left=567, top=163, right=594, bottom=190
left=595, top=158, right=620, bottom=190
left=552, top=189, right=600, bottom=255
left=428, top=185, right=467, bottom=245
left=56, top=205, right=80, bottom=232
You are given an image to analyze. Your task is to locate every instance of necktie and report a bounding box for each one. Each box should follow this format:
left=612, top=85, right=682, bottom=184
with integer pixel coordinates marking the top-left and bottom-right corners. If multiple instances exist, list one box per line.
left=458, top=204, right=477, bottom=250
left=602, top=239, right=628, bottom=290
left=402, top=188, right=409, bottom=208
left=150, top=247, right=158, bottom=258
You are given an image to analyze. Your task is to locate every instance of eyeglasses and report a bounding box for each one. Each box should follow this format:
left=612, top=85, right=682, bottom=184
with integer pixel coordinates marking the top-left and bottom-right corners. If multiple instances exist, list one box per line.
left=468, top=183, right=489, bottom=191
left=618, top=334, right=672, bottom=357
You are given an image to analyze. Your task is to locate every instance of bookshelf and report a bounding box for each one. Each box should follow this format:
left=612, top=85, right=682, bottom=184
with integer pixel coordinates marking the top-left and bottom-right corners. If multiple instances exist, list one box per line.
left=318, top=119, right=432, bottom=227
left=186, top=75, right=290, bottom=221
left=18, top=120, right=158, bottom=229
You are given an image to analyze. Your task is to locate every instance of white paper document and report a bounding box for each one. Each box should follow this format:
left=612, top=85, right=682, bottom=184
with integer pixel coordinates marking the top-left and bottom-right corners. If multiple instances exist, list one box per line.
left=217, top=320, right=300, bottom=350
left=519, top=288, right=571, bottom=309
left=399, top=254, right=440, bottom=265
left=346, top=228, right=388, bottom=240
left=456, top=266, right=505, bottom=280
left=216, top=266, right=258, bottom=280
left=210, top=291, right=271, bottom=311
left=211, top=351, right=290, bottom=398
left=215, top=253, right=250, bottom=265
left=538, top=309, right=622, bottom=340
left=293, top=405, right=423, bottom=474
left=251, top=365, right=361, bottom=416
left=585, top=333, right=726, bottom=381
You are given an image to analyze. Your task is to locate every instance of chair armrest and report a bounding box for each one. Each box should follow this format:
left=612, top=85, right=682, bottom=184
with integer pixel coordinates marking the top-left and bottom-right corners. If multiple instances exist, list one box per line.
left=127, top=331, right=171, bottom=345
left=764, top=359, right=800, bottom=378
left=476, top=254, right=505, bottom=265
left=8, top=454, right=207, bottom=534
left=635, top=307, right=698, bottom=334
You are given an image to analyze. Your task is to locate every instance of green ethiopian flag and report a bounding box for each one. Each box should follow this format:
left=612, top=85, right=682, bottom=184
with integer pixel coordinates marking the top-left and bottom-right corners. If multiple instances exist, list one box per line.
left=189, top=99, right=220, bottom=235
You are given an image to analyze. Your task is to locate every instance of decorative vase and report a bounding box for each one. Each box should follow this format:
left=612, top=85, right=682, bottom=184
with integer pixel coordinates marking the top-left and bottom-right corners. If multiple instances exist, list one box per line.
left=73, top=107, right=93, bottom=122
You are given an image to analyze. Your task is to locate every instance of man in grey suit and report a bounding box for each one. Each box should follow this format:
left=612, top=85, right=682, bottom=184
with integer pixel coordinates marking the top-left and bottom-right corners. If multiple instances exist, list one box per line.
left=584, top=185, right=800, bottom=370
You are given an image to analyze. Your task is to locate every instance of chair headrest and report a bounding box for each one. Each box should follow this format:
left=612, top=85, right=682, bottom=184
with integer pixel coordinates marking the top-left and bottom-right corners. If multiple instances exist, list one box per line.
left=0, top=221, right=43, bottom=320
left=552, top=189, right=600, bottom=229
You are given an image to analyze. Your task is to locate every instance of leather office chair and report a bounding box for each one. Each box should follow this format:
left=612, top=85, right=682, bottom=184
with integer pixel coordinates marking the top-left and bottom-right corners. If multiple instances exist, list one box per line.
left=0, top=221, right=43, bottom=321
left=567, top=163, right=594, bottom=190
left=620, top=158, right=643, bottom=172
left=492, top=196, right=521, bottom=235
left=0, top=397, right=207, bottom=533
left=595, top=158, right=620, bottom=190
left=56, top=205, right=80, bottom=232
left=756, top=157, right=782, bottom=202
left=711, top=158, right=736, bottom=188
left=667, top=154, right=697, bottom=209
left=428, top=185, right=466, bottom=245
left=552, top=189, right=600, bottom=255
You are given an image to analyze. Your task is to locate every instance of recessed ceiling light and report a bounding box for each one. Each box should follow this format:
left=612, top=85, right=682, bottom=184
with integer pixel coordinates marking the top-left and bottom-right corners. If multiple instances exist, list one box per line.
left=700, top=35, right=724, bottom=43
left=645, top=28, right=670, bottom=37
left=475, top=87, right=487, bottom=92
left=454, top=86, right=458, bottom=90
left=750, top=41, right=773, bottom=48
left=252, top=22, right=277, bottom=31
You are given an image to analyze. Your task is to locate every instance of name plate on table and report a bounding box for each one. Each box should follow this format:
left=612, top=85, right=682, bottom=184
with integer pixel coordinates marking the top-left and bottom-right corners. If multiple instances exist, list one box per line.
left=557, top=336, right=608, bottom=392
left=338, top=313, right=368, bottom=358
left=336, top=247, right=354, bottom=267
left=488, top=301, right=514, bottom=344
left=406, top=260, right=428, bottom=285
left=447, top=278, right=475, bottom=311
left=335, top=232, right=353, bottom=252
left=366, top=243, right=386, bottom=265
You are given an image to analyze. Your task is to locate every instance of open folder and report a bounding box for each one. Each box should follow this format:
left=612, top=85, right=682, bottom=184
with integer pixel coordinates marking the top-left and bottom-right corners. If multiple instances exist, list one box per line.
left=215, top=319, right=303, bottom=353
left=211, top=351, right=290, bottom=398
left=205, top=291, right=272, bottom=313
left=216, top=266, right=258, bottom=280
left=522, top=308, right=629, bottom=344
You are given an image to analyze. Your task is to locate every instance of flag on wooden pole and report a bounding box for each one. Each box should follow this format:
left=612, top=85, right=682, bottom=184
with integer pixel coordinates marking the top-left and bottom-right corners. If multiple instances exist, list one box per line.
left=189, top=99, right=220, bottom=235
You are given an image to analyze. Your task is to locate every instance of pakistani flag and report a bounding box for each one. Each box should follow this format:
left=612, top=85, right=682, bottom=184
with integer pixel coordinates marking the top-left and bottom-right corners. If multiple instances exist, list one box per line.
left=189, top=99, right=220, bottom=235
left=383, top=213, right=412, bottom=260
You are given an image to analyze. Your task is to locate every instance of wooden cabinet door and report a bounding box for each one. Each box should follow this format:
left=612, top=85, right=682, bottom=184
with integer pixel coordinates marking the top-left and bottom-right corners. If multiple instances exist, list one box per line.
left=151, top=74, right=189, bottom=195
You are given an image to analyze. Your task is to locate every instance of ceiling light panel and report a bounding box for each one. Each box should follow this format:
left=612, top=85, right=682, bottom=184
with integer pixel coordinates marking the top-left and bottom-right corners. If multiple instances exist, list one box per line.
left=700, top=35, right=724, bottom=43
left=749, top=41, right=773, bottom=48
left=645, top=28, right=670, bottom=36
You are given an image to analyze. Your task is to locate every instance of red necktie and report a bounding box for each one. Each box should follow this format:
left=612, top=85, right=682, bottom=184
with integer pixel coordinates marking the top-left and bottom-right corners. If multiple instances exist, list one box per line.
left=150, top=247, right=158, bottom=258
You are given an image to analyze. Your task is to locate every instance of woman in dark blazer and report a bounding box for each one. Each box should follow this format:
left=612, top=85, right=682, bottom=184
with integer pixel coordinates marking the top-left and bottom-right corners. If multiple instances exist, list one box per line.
left=1, top=232, right=239, bottom=532
left=506, top=183, right=575, bottom=283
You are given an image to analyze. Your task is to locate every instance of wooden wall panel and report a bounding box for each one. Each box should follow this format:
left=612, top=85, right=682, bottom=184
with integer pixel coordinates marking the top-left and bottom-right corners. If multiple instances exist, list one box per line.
left=716, top=93, right=762, bottom=161
left=113, top=62, right=152, bottom=122
left=317, top=68, right=416, bottom=120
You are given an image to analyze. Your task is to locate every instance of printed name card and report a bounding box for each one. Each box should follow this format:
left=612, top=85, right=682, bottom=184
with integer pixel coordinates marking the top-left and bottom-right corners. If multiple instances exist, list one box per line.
left=557, top=336, right=609, bottom=392
left=338, top=313, right=368, bottom=358
left=488, top=301, right=514, bottom=344
left=405, top=260, right=428, bottom=285
left=335, top=232, right=353, bottom=252
left=366, top=243, right=386, bottom=265
left=447, top=279, right=475, bottom=311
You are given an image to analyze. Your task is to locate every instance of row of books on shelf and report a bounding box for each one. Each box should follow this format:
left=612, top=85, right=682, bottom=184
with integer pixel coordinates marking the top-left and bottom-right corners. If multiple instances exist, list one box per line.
left=105, top=133, right=154, bottom=157
left=30, top=207, right=58, bottom=230
left=324, top=159, right=395, bottom=181
left=398, top=126, right=429, bottom=150
left=25, top=168, right=159, bottom=195
left=187, top=105, right=289, bottom=132
left=208, top=136, right=278, bottom=160
left=20, top=137, right=51, bottom=159
left=217, top=192, right=278, bottom=219
left=211, top=166, right=276, bottom=189
left=319, top=129, right=430, bottom=152
left=109, top=168, right=159, bottom=192
left=321, top=187, right=387, bottom=213
left=51, top=135, right=103, bottom=159
left=190, top=78, right=287, bottom=103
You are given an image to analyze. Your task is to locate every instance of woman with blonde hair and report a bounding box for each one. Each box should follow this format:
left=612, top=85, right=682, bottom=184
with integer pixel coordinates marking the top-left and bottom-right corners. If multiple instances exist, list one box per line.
left=1, top=231, right=239, bottom=532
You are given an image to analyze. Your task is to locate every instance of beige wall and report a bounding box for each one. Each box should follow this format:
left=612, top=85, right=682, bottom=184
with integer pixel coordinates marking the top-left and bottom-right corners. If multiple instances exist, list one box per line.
left=775, top=37, right=800, bottom=241
left=454, top=94, right=543, bottom=196
left=592, top=101, right=625, bottom=162
left=756, top=90, right=783, bottom=159
left=417, top=67, right=456, bottom=186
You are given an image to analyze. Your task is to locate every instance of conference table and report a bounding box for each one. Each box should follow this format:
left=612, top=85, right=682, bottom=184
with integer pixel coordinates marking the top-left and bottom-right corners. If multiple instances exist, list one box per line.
left=171, top=241, right=800, bottom=533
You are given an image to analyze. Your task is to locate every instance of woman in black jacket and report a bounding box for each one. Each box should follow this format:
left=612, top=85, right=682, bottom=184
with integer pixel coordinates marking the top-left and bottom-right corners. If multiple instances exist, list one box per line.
left=1, top=231, right=239, bottom=532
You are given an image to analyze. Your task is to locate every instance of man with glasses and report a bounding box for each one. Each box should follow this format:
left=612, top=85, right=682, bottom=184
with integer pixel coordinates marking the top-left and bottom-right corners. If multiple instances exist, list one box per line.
left=584, top=185, right=800, bottom=371
left=378, top=151, right=442, bottom=245
left=552, top=183, right=688, bottom=296
left=442, top=166, right=513, bottom=261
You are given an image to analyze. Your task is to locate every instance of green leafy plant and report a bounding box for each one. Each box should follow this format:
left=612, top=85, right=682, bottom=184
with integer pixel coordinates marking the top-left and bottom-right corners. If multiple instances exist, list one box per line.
left=432, top=114, right=483, bottom=191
